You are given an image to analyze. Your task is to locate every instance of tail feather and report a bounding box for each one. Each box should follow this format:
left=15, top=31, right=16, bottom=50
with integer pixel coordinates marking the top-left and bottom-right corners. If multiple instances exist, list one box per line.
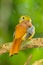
left=9, top=38, right=21, bottom=56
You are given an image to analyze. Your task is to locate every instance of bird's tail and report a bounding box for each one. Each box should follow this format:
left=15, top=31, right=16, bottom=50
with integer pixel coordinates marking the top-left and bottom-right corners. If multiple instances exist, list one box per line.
left=9, top=38, right=21, bottom=56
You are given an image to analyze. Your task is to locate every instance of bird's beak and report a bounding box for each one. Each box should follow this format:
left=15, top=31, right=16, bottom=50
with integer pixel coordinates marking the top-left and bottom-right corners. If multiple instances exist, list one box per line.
left=27, top=21, right=32, bottom=27
left=29, top=22, right=32, bottom=27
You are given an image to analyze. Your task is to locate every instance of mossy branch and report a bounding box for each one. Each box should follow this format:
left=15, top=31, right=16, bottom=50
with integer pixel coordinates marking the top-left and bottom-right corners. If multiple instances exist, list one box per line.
left=0, top=38, right=43, bottom=55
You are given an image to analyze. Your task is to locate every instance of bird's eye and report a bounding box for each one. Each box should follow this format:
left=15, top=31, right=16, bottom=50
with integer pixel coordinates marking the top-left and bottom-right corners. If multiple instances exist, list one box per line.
left=22, top=17, right=25, bottom=19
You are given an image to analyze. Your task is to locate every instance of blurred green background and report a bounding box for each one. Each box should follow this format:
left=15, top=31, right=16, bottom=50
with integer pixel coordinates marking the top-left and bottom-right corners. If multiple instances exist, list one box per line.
left=0, top=0, right=43, bottom=65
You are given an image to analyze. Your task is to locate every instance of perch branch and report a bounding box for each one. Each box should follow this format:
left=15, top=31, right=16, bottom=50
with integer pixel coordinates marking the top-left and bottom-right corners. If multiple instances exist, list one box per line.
left=0, top=38, right=43, bottom=55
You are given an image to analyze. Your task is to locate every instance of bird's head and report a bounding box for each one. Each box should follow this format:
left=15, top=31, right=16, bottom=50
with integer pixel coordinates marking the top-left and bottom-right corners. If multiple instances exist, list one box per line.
left=19, top=16, right=32, bottom=27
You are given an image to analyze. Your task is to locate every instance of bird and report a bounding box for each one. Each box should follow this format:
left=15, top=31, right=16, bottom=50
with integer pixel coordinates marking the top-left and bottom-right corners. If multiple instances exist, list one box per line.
left=9, top=16, right=35, bottom=56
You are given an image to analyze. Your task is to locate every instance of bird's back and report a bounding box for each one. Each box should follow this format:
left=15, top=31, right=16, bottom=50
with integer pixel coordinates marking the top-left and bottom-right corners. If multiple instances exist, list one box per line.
left=15, top=23, right=28, bottom=39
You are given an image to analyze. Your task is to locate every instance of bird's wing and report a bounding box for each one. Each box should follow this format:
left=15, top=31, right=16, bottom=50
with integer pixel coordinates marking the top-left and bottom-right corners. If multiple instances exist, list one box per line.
left=22, top=25, right=35, bottom=40
left=14, top=24, right=27, bottom=39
